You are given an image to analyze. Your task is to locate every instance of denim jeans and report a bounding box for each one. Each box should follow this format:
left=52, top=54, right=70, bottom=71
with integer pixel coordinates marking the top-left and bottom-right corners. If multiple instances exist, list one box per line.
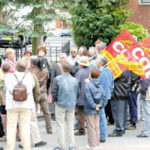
left=111, top=99, right=128, bottom=131
left=137, top=93, right=142, bottom=121
left=99, top=108, right=107, bottom=140
left=141, top=95, right=150, bottom=136
left=128, top=92, right=138, bottom=125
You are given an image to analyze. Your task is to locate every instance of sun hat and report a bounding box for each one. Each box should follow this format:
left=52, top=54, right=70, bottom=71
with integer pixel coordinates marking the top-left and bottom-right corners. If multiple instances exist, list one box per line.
left=77, top=56, right=89, bottom=66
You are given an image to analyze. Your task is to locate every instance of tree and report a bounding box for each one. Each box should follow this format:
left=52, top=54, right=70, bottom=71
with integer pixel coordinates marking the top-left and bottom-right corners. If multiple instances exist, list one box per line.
left=0, top=0, right=10, bottom=21
left=8, top=0, right=58, bottom=54
left=0, top=0, right=58, bottom=54
left=117, top=22, right=148, bottom=42
left=70, top=0, right=133, bottom=48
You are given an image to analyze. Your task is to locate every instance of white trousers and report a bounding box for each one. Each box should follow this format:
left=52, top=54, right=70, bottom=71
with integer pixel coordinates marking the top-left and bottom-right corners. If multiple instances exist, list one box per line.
left=6, top=108, right=32, bottom=150
left=30, top=108, right=41, bottom=145
left=55, top=104, right=75, bottom=148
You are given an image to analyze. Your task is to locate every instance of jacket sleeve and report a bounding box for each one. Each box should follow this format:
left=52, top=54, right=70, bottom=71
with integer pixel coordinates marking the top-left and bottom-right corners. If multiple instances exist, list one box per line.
left=140, top=78, right=150, bottom=94
left=51, top=64, right=57, bottom=85
left=52, top=78, right=58, bottom=102
left=46, top=58, right=53, bottom=79
left=77, top=81, right=80, bottom=99
left=32, top=74, right=40, bottom=103
left=84, top=84, right=97, bottom=110
left=99, top=88, right=107, bottom=109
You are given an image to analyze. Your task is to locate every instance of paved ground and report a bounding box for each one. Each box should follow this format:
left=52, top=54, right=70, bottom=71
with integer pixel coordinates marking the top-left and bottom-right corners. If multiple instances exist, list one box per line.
left=0, top=117, right=150, bottom=150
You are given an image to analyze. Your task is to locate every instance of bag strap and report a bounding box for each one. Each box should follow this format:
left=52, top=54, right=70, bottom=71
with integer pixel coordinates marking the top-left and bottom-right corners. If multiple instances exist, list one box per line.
left=8, top=73, right=28, bottom=96
left=14, top=73, right=26, bottom=84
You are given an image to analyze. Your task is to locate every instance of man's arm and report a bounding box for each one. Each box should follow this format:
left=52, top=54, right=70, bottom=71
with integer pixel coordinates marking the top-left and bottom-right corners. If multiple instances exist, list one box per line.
left=32, top=74, right=40, bottom=104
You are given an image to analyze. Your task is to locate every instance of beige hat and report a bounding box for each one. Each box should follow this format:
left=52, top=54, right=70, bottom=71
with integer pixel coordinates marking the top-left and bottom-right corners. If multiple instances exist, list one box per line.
left=77, top=56, right=89, bottom=66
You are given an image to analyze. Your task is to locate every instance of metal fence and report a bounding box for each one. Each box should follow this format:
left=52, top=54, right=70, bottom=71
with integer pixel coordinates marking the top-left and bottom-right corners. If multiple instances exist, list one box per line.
left=0, top=37, right=71, bottom=63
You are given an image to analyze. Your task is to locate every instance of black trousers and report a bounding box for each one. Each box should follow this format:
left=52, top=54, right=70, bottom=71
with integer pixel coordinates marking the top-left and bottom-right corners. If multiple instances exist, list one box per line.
left=105, top=100, right=114, bottom=124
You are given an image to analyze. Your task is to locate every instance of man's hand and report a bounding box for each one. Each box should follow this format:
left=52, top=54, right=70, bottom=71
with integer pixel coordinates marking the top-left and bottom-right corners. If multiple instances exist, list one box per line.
left=137, top=87, right=140, bottom=92
left=84, top=78, right=90, bottom=83
left=96, top=104, right=100, bottom=111
left=2, top=100, right=5, bottom=105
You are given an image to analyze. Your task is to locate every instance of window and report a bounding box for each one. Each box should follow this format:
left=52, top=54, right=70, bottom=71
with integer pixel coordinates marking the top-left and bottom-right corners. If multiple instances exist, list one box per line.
left=139, top=0, right=150, bottom=5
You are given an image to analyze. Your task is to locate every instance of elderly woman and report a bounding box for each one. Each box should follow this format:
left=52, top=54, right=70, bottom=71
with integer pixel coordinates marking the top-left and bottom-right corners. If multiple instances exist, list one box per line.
left=3, top=48, right=16, bottom=73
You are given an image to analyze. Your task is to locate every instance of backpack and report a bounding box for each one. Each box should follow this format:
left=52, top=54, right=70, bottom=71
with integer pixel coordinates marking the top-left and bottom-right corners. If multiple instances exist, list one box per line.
left=13, top=73, right=27, bottom=101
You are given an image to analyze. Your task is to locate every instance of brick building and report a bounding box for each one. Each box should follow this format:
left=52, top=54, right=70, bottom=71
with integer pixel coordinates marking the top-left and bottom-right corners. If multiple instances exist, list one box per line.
left=126, top=0, right=150, bottom=33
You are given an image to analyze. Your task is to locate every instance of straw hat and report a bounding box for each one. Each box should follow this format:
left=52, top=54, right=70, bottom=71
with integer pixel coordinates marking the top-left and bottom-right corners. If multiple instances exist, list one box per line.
left=77, top=56, right=89, bottom=66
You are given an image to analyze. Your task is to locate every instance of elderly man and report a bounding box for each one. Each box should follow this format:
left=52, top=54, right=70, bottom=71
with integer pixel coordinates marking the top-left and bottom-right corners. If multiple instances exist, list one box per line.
left=109, top=70, right=131, bottom=137
left=88, top=47, right=98, bottom=70
left=51, top=53, right=68, bottom=119
left=5, top=59, right=35, bottom=150
left=75, top=56, right=90, bottom=135
left=137, top=78, right=150, bottom=138
left=97, top=42, right=107, bottom=54
left=78, top=46, right=88, bottom=57
left=96, top=55, right=114, bottom=142
left=67, top=48, right=78, bottom=66
left=51, top=53, right=68, bottom=82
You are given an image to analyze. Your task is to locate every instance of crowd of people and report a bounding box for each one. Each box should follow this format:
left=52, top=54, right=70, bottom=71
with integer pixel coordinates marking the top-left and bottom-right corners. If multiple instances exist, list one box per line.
left=0, top=39, right=150, bottom=150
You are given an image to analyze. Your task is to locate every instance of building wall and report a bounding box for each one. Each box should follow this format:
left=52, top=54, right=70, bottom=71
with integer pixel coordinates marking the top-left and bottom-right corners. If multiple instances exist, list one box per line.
left=55, top=19, right=63, bottom=29
left=126, top=0, right=150, bottom=32
left=55, top=19, right=69, bottom=29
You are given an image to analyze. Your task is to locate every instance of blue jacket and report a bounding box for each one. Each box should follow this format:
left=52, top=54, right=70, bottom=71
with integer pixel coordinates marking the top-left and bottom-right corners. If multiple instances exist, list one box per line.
left=99, top=67, right=114, bottom=100
left=140, top=78, right=150, bottom=96
left=75, top=67, right=90, bottom=106
left=52, top=73, right=79, bottom=109
left=84, top=79, right=106, bottom=115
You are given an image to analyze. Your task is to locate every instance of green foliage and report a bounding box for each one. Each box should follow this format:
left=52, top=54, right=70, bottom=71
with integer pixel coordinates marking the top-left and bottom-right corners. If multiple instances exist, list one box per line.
left=0, top=23, right=12, bottom=32
left=0, top=0, right=10, bottom=10
left=70, top=0, right=133, bottom=47
left=117, top=22, right=149, bottom=42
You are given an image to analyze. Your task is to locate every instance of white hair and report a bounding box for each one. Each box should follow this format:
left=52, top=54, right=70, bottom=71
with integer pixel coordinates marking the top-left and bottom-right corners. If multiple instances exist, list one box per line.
left=97, top=42, right=107, bottom=50
left=59, top=53, right=67, bottom=58
left=70, top=48, right=78, bottom=52
left=89, top=47, right=97, bottom=55
left=96, top=55, right=108, bottom=67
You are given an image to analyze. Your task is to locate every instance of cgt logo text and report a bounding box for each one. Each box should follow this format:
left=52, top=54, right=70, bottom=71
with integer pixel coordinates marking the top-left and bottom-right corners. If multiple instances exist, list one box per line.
left=113, top=41, right=150, bottom=78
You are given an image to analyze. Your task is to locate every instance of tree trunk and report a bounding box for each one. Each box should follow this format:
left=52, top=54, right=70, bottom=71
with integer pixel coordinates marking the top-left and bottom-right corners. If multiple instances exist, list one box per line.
left=0, top=10, right=3, bottom=22
left=37, top=37, right=44, bottom=46
left=32, top=37, right=37, bottom=55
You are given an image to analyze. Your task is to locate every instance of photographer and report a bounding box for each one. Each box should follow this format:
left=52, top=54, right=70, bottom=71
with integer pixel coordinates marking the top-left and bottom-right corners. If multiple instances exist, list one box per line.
left=37, top=46, right=53, bottom=92
left=29, top=56, right=52, bottom=134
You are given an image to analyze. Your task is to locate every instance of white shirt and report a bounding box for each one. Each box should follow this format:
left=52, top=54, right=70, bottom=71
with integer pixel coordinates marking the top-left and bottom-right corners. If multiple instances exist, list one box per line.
left=67, top=56, right=78, bottom=65
left=5, top=71, right=35, bottom=110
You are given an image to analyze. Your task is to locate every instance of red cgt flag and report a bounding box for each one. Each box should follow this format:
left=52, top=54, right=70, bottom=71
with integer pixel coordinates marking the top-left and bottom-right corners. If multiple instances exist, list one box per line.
left=101, top=29, right=137, bottom=79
